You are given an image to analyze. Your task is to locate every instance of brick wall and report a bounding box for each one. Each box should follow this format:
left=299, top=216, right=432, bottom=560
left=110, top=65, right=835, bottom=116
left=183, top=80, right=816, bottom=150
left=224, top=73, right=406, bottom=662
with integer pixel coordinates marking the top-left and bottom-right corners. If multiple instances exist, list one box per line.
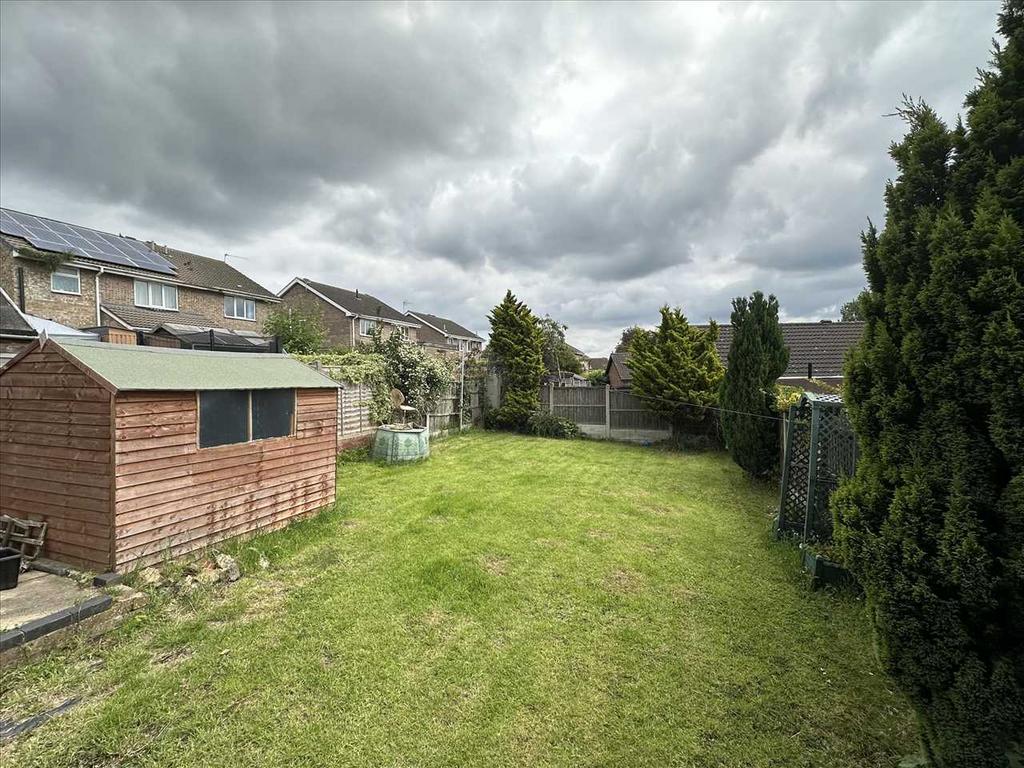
left=1, top=251, right=99, bottom=328
left=0, top=246, right=274, bottom=331
left=278, top=283, right=419, bottom=350
left=100, top=274, right=273, bottom=331
left=279, top=284, right=355, bottom=348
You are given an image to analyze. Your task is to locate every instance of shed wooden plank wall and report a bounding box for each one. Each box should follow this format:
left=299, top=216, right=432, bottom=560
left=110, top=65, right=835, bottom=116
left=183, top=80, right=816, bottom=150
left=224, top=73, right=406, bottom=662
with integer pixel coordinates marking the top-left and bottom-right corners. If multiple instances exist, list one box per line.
left=0, top=347, right=114, bottom=570
left=112, top=388, right=337, bottom=569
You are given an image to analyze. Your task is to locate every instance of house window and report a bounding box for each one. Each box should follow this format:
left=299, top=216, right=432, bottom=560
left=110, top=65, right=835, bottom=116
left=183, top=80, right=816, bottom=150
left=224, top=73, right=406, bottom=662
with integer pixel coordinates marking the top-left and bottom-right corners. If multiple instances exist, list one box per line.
left=198, top=389, right=295, bottom=448
left=359, top=319, right=378, bottom=336
left=446, top=336, right=458, bottom=346
left=50, top=267, right=80, bottom=295
left=224, top=296, right=256, bottom=321
left=134, top=279, right=178, bottom=310
left=397, top=326, right=409, bottom=338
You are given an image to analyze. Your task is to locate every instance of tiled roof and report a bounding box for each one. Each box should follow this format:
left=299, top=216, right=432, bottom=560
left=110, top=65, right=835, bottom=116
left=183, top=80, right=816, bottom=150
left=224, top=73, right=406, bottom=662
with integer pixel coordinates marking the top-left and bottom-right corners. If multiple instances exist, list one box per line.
left=588, top=356, right=608, bottom=370
left=696, top=321, right=865, bottom=378
left=407, top=310, right=482, bottom=340
left=101, top=303, right=214, bottom=332
left=3, top=232, right=276, bottom=300
left=148, top=244, right=277, bottom=299
left=299, top=279, right=415, bottom=325
left=606, top=352, right=633, bottom=383
left=607, top=321, right=864, bottom=384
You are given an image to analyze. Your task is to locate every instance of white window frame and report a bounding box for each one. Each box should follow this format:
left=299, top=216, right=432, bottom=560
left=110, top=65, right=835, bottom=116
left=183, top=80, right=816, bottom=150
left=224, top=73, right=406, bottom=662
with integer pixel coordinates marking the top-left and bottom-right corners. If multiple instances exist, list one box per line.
left=134, top=279, right=178, bottom=311
left=446, top=336, right=458, bottom=347
left=224, top=295, right=256, bottom=321
left=398, top=325, right=409, bottom=338
left=50, top=266, right=81, bottom=295
left=359, top=318, right=378, bottom=336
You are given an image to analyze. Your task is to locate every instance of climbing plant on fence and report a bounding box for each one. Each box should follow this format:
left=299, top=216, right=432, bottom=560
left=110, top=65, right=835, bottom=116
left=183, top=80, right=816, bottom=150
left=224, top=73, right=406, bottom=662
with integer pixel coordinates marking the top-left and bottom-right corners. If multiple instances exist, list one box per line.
left=293, top=350, right=391, bottom=423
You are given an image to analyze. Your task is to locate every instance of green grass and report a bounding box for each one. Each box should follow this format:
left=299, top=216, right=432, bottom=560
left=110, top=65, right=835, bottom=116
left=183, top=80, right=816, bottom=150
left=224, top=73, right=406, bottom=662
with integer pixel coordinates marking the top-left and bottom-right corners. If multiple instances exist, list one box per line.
left=1, top=432, right=916, bottom=767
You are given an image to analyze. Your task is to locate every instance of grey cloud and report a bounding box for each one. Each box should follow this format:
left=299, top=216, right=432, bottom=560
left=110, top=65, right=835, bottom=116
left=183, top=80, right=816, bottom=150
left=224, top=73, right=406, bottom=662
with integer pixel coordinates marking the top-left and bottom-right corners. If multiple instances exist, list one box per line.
left=0, top=0, right=1004, bottom=355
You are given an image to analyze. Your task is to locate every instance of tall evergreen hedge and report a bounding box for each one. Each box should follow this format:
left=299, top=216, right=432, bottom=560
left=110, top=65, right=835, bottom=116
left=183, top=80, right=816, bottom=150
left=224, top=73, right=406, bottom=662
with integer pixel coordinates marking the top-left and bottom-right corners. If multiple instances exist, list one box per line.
left=629, top=306, right=723, bottom=433
left=832, top=4, right=1023, bottom=764
left=719, top=292, right=789, bottom=477
left=486, top=290, right=545, bottom=429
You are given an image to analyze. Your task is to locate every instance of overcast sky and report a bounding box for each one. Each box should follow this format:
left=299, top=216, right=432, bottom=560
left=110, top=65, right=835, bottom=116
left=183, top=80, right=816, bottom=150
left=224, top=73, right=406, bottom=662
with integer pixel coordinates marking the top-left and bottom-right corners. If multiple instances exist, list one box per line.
left=0, top=1, right=1002, bottom=354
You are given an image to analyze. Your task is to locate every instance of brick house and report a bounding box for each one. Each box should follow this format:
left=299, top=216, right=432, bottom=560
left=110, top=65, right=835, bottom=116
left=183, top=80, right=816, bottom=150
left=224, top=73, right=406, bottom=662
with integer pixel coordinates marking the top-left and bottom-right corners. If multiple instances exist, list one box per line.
left=406, top=310, right=483, bottom=357
left=0, top=209, right=279, bottom=342
left=277, top=277, right=420, bottom=349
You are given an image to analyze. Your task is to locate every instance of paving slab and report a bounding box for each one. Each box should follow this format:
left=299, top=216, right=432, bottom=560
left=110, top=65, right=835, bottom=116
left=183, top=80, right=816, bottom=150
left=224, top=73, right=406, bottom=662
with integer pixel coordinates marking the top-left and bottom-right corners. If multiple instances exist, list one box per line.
left=0, top=570, right=103, bottom=631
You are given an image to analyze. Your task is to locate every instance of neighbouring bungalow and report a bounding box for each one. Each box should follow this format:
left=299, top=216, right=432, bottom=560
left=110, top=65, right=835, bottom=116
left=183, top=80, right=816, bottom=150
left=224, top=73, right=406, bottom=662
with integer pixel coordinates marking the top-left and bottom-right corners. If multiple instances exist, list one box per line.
left=0, top=338, right=339, bottom=572
left=588, top=356, right=608, bottom=373
left=0, top=208, right=280, bottom=348
left=406, top=310, right=483, bottom=357
left=605, top=321, right=865, bottom=393
left=277, top=277, right=420, bottom=349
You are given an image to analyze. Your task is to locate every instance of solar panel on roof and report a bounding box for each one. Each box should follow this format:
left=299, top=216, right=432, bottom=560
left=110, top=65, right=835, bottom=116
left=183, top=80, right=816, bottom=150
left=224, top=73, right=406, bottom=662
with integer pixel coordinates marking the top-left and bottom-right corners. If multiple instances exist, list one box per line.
left=0, top=208, right=177, bottom=275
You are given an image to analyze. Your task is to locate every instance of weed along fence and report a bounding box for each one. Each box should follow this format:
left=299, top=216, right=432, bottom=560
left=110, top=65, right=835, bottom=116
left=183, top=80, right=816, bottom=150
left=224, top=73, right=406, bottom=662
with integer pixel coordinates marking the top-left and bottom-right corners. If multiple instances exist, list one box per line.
left=0, top=338, right=339, bottom=572
left=541, top=384, right=672, bottom=443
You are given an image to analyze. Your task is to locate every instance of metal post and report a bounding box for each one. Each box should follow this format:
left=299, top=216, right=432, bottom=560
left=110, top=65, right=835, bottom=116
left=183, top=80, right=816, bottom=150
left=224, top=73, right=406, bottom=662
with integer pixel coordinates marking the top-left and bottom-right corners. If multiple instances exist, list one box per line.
left=605, top=384, right=611, bottom=438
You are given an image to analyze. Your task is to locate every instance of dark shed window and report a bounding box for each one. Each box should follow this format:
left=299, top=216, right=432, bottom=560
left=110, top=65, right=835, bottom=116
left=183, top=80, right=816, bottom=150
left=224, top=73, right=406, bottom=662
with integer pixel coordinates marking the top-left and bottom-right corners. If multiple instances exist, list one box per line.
left=199, top=391, right=249, bottom=447
left=252, top=389, right=295, bottom=440
left=199, top=389, right=295, bottom=448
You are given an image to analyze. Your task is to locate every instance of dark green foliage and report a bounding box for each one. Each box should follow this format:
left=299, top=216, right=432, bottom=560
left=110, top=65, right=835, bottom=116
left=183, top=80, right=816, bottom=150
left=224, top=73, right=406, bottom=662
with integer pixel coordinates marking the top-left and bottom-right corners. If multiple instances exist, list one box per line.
left=629, top=306, right=724, bottom=433
left=840, top=289, right=870, bottom=321
left=263, top=304, right=327, bottom=353
left=832, top=6, right=1024, bottom=764
left=486, top=291, right=546, bottom=428
left=538, top=315, right=583, bottom=374
left=719, top=292, right=789, bottom=477
left=483, top=405, right=530, bottom=433
left=526, top=411, right=581, bottom=439
left=615, top=325, right=648, bottom=353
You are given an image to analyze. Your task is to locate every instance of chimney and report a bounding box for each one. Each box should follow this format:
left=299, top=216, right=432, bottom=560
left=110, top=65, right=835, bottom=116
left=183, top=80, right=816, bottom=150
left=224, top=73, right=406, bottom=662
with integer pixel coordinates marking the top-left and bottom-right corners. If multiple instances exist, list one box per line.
left=355, top=289, right=360, bottom=299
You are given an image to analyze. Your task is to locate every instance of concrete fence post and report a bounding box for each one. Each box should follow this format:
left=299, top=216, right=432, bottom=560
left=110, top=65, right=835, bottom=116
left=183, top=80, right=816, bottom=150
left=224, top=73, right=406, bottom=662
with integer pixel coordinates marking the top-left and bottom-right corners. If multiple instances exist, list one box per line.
left=548, top=381, right=555, bottom=414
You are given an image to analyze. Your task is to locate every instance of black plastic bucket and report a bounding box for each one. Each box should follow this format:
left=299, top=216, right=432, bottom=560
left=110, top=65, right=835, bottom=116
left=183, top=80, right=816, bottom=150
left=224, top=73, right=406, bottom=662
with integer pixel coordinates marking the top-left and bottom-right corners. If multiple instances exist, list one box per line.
left=0, top=547, right=22, bottom=591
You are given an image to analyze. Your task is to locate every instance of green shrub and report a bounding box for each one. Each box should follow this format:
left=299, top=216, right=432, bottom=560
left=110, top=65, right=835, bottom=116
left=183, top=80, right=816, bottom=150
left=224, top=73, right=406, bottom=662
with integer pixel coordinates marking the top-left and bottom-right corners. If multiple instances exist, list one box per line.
left=832, top=9, right=1024, bottom=762
left=483, top=405, right=531, bottom=432
left=527, top=411, right=581, bottom=439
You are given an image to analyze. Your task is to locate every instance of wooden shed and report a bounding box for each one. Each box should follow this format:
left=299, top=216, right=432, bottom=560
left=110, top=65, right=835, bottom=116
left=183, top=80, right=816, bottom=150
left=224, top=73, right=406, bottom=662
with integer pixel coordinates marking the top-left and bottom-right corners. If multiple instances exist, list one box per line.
left=1, top=338, right=339, bottom=572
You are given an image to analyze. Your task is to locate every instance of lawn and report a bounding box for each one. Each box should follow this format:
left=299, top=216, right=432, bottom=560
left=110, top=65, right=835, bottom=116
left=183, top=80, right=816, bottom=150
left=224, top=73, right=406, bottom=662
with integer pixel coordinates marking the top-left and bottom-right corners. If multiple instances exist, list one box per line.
left=1, top=432, right=916, bottom=767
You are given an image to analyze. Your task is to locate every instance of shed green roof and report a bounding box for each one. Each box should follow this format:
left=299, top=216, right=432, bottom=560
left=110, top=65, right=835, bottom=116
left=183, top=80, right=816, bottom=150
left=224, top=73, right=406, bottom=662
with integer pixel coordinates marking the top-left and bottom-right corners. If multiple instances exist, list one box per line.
left=53, top=339, right=339, bottom=391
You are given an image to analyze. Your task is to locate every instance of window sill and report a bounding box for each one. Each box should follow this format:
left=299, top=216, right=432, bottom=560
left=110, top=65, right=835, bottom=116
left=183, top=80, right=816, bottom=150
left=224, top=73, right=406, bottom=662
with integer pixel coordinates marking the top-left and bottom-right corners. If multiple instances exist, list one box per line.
left=224, top=315, right=257, bottom=322
left=51, top=289, right=81, bottom=296
left=134, top=304, right=179, bottom=311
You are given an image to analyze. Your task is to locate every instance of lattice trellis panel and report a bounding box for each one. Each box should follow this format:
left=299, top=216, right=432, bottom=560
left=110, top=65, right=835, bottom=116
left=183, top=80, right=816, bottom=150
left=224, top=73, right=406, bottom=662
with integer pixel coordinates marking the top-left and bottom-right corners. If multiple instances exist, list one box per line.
left=777, top=393, right=857, bottom=542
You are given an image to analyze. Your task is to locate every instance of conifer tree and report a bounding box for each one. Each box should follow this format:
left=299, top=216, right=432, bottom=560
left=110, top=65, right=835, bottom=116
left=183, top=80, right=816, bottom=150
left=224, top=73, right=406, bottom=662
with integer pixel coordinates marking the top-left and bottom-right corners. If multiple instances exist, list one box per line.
left=832, top=4, right=1023, bottom=763
left=719, top=292, right=788, bottom=477
left=486, top=290, right=545, bottom=429
left=629, top=306, right=724, bottom=432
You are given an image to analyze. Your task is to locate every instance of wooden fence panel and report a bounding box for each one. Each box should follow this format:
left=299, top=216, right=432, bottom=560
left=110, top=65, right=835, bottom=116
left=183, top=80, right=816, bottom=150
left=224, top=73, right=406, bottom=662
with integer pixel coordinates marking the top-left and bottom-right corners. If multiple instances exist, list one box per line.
left=538, top=383, right=672, bottom=442
left=546, top=384, right=607, bottom=425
